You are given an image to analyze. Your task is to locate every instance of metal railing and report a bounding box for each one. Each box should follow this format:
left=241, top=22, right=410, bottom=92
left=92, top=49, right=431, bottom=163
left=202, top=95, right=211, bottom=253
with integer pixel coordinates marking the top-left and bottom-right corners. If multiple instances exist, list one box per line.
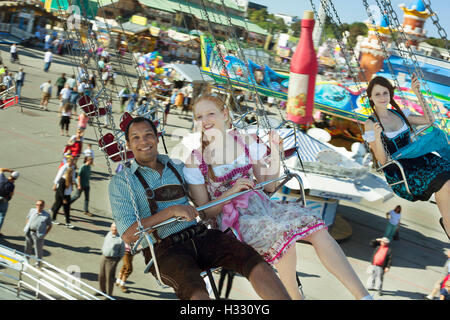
left=0, top=244, right=114, bottom=300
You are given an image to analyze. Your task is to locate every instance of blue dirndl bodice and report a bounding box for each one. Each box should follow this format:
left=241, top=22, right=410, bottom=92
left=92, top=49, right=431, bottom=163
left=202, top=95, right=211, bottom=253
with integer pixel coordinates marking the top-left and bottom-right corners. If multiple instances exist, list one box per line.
left=378, top=110, right=450, bottom=201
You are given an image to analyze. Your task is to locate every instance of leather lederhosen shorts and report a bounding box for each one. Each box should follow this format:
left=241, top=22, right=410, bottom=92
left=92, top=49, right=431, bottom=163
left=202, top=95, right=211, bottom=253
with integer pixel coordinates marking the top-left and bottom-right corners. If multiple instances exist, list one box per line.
left=143, top=227, right=266, bottom=300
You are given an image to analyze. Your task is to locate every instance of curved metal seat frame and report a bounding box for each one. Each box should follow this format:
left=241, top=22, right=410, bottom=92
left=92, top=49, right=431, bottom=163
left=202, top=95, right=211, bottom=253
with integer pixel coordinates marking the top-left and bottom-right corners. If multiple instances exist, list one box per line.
left=375, top=123, right=436, bottom=196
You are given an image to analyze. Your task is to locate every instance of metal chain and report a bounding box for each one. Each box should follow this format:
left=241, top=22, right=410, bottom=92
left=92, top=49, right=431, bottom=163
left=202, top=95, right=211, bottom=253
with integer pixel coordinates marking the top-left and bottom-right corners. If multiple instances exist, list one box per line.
left=378, top=0, right=448, bottom=137
left=422, top=0, right=449, bottom=55
left=362, top=0, right=410, bottom=116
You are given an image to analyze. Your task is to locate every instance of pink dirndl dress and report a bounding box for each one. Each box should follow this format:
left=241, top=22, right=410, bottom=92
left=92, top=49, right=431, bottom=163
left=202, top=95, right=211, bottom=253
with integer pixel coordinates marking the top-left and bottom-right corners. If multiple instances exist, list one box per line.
left=186, top=131, right=327, bottom=265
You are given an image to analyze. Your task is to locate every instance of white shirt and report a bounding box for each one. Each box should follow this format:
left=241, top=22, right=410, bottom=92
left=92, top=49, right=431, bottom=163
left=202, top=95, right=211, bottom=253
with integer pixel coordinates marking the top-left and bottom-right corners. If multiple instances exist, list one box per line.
left=10, top=45, right=16, bottom=53
left=78, top=82, right=87, bottom=93
left=388, top=210, right=401, bottom=226
left=183, top=142, right=267, bottom=185
left=54, top=163, right=77, bottom=186
left=40, top=82, right=52, bottom=94
left=362, top=109, right=411, bottom=143
left=60, top=87, right=71, bottom=100
left=44, top=51, right=53, bottom=63
left=83, top=148, right=94, bottom=159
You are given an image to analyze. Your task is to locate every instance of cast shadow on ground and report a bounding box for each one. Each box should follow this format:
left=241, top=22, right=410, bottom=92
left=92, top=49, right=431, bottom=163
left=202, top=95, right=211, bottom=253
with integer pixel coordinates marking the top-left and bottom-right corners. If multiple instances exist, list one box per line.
left=337, top=204, right=449, bottom=270
left=115, top=286, right=178, bottom=300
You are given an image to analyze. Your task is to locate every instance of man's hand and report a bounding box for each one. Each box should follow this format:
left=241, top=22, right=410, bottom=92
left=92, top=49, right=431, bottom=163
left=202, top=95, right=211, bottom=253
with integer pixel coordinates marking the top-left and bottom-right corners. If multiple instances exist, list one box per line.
left=170, top=205, right=198, bottom=221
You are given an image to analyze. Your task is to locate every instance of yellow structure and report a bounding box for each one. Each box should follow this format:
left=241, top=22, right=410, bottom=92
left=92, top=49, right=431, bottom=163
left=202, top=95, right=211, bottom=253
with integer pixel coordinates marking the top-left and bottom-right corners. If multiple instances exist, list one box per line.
left=398, top=0, right=432, bottom=48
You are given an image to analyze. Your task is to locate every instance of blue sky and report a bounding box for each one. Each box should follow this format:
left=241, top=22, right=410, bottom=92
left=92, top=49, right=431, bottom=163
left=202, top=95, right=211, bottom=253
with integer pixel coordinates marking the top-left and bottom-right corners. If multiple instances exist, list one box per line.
left=251, top=0, right=450, bottom=39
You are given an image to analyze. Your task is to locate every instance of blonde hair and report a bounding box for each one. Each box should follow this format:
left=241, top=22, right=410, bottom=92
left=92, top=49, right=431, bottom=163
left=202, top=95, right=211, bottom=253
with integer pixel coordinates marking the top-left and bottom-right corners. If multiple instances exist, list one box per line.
left=64, top=167, right=74, bottom=189
left=192, top=94, right=232, bottom=181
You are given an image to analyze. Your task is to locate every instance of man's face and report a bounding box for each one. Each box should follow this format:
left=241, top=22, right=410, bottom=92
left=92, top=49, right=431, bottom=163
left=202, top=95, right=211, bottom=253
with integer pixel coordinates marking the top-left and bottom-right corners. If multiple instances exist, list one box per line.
left=35, top=201, right=44, bottom=212
left=126, top=121, right=158, bottom=164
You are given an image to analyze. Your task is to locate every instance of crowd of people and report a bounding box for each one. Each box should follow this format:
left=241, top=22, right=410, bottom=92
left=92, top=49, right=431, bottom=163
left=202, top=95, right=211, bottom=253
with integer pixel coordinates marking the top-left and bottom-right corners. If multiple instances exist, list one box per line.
left=0, top=31, right=448, bottom=302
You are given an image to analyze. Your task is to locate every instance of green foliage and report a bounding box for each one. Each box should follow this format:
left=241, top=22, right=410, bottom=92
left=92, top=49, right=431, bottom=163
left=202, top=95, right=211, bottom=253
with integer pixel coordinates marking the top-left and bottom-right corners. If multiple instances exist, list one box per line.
left=247, top=8, right=288, bottom=34
left=424, top=37, right=448, bottom=49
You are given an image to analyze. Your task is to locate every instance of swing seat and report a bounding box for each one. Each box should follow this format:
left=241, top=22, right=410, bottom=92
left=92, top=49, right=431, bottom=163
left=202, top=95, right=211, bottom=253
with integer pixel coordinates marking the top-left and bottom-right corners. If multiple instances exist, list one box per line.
left=98, top=132, right=134, bottom=162
left=377, top=159, right=412, bottom=195
left=376, top=124, right=448, bottom=196
left=78, top=95, right=108, bottom=117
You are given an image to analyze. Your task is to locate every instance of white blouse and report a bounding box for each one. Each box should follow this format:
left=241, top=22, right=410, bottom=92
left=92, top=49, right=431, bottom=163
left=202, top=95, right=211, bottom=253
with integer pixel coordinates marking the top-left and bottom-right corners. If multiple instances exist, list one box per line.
left=183, top=142, right=267, bottom=185
left=362, top=109, right=411, bottom=142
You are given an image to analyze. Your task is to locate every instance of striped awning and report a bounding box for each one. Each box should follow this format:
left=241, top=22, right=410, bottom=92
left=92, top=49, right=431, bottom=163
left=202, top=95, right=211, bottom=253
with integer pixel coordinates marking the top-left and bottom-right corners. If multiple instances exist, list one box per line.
left=260, top=128, right=330, bottom=163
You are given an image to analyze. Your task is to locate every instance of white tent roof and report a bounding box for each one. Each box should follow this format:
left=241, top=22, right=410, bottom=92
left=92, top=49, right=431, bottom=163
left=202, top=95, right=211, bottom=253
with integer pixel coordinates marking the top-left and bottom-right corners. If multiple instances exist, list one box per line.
left=168, top=63, right=214, bottom=83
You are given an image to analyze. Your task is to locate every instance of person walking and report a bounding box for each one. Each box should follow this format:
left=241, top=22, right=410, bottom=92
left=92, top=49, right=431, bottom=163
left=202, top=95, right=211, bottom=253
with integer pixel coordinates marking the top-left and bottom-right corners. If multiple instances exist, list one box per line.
left=70, top=156, right=93, bottom=217
left=366, top=237, right=392, bottom=296
left=51, top=167, right=75, bottom=229
left=118, top=86, right=130, bottom=113
left=43, top=49, right=53, bottom=72
left=83, top=144, right=95, bottom=161
left=98, top=222, right=125, bottom=297
left=77, top=111, right=88, bottom=133
left=10, top=43, right=19, bottom=63
left=2, top=71, right=13, bottom=90
left=0, top=168, right=19, bottom=236
left=59, top=83, right=72, bottom=109
left=24, top=200, right=52, bottom=267
left=58, top=102, right=72, bottom=136
left=115, top=243, right=134, bottom=293
left=384, top=205, right=401, bottom=241
left=55, top=73, right=67, bottom=98
left=40, top=80, right=52, bottom=111
left=14, top=68, right=25, bottom=102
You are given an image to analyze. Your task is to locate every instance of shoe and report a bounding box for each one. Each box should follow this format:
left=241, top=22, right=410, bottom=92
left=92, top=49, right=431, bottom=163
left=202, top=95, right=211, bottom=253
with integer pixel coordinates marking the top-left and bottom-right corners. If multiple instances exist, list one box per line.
left=52, top=220, right=60, bottom=225
left=65, top=223, right=75, bottom=229
left=120, top=285, right=129, bottom=293
left=83, top=211, right=93, bottom=217
left=378, top=290, right=383, bottom=296
left=425, top=295, right=434, bottom=300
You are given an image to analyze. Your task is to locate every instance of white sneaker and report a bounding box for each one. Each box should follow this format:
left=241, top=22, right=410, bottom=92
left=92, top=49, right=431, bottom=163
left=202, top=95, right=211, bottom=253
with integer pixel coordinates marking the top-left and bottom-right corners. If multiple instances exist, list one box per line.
left=52, top=220, right=60, bottom=225
left=65, top=223, right=75, bottom=229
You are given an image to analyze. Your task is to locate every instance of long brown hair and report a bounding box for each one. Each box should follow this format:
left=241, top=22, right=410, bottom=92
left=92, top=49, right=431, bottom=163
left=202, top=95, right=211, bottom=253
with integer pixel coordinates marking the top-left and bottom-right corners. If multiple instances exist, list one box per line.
left=192, top=94, right=231, bottom=182
left=64, top=167, right=73, bottom=189
left=366, top=76, right=414, bottom=134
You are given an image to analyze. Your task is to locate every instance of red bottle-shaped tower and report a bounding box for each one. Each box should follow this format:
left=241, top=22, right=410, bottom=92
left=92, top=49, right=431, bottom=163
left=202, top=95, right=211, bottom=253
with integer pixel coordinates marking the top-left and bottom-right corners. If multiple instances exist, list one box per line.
left=286, top=10, right=318, bottom=125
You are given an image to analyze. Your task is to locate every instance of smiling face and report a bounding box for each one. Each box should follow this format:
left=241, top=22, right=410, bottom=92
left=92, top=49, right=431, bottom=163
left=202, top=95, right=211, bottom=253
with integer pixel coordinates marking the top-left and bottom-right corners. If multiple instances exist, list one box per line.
left=126, top=120, right=158, bottom=164
left=193, top=98, right=229, bottom=138
left=369, top=84, right=391, bottom=109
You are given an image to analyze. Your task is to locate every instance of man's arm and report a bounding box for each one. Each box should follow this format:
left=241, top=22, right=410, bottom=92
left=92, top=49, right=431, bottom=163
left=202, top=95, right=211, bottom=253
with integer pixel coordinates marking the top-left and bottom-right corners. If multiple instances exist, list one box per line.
left=108, top=174, right=197, bottom=244
left=45, top=224, right=52, bottom=236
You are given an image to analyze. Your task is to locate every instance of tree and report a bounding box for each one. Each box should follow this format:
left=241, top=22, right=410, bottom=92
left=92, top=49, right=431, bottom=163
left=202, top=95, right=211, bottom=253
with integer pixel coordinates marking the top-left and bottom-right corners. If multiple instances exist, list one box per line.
left=424, top=37, right=448, bottom=49
left=247, top=8, right=288, bottom=34
left=291, top=20, right=301, bottom=37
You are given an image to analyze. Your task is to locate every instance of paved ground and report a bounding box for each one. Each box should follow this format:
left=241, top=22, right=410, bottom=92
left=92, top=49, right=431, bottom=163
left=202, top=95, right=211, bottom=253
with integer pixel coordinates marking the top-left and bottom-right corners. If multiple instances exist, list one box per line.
left=0, top=43, right=448, bottom=301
